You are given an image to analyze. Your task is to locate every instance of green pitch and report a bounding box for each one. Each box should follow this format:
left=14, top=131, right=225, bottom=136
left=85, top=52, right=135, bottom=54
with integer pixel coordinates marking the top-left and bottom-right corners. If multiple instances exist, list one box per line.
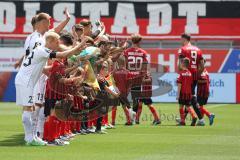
left=0, top=102, right=240, bottom=160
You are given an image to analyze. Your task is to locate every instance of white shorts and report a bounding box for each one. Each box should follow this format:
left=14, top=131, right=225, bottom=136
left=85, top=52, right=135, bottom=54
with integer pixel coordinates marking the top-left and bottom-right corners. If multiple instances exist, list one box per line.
left=33, top=74, right=47, bottom=104
left=16, top=84, right=34, bottom=106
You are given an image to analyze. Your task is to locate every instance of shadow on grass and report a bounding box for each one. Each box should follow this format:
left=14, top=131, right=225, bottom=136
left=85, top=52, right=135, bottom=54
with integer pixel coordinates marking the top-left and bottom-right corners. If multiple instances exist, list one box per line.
left=115, top=124, right=179, bottom=127
left=0, top=133, right=25, bottom=147
left=157, top=124, right=180, bottom=127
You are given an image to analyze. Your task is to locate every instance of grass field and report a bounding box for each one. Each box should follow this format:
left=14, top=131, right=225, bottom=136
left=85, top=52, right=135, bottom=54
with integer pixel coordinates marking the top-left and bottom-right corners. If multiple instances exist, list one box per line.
left=0, top=102, right=240, bottom=160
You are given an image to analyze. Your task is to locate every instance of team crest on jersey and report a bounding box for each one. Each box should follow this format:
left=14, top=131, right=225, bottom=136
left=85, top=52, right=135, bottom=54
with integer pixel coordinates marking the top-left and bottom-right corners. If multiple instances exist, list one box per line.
left=178, top=49, right=182, bottom=54
left=182, top=72, right=192, bottom=76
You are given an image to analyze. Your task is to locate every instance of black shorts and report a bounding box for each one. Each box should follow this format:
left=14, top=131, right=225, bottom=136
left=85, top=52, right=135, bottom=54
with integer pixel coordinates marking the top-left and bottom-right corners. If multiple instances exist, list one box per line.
left=197, top=97, right=208, bottom=106
left=131, top=86, right=142, bottom=100
left=119, top=96, right=130, bottom=107
left=131, top=86, right=153, bottom=105
left=44, top=98, right=57, bottom=117
left=178, top=99, right=191, bottom=106
left=191, top=80, right=197, bottom=96
left=139, top=98, right=153, bottom=105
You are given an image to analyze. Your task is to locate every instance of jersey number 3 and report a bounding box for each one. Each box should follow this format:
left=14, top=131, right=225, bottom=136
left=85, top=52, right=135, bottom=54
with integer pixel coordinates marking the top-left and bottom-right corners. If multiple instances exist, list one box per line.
left=23, top=51, right=34, bottom=67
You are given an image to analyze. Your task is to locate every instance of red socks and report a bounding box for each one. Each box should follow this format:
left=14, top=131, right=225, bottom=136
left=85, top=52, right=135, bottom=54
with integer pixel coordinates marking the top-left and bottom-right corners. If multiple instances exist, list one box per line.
left=123, top=107, right=131, bottom=123
left=44, top=118, right=83, bottom=142
left=187, top=107, right=197, bottom=119
left=55, top=118, right=61, bottom=138
left=66, top=121, right=72, bottom=134
left=112, top=106, right=131, bottom=124
left=179, top=107, right=185, bottom=123
left=60, top=121, right=66, bottom=136
left=135, top=103, right=142, bottom=122
left=135, top=104, right=160, bottom=122
left=199, top=106, right=211, bottom=117
left=76, top=121, right=81, bottom=132
left=103, top=114, right=108, bottom=125
left=43, top=120, right=49, bottom=141
left=46, top=116, right=59, bottom=142
left=70, top=121, right=75, bottom=132
left=148, top=105, right=159, bottom=121
left=88, top=120, right=92, bottom=128
left=112, top=106, right=117, bottom=125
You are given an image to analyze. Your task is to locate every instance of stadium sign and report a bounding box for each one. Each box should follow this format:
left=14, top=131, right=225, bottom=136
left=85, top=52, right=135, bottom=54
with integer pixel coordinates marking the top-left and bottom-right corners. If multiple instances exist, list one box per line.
left=145, top=49, right=240, bottom=73
left=0, top=1, right=240, bottom=39
left=0, top=48, right=239, bottom=73
left=153, top=73, right=237, bottom=103
left=0, top=47, right=239, bottom=102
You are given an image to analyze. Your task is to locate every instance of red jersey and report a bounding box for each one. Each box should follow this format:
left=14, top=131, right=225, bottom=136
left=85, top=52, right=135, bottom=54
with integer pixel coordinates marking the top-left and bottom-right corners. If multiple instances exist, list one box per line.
left=124, top=47, right=148, bottom=73
left=141, top=75, right=152, bottom=98
left=73, top=96, right=84, bottom=110
left=45, top=60, right=66, bottom=100
left=113, top=68, right=133, bottom=97
left=197, top=69, right=210, bottom=98
left=178, top=44, right=203, bottom=80
left=177, top=69, right=193, bottom=100
left=51, top=60, right=65, bottom=75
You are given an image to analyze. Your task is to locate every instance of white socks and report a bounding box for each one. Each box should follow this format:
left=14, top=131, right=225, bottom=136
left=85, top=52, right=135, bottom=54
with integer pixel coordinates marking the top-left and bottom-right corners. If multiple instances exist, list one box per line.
left=22, top=111, right=34, bottom=143
left=128, top=108, right=136, bottom=123
left=37, top=107, right=45, bottom=139
left=31, top=106, right=40, bottom=139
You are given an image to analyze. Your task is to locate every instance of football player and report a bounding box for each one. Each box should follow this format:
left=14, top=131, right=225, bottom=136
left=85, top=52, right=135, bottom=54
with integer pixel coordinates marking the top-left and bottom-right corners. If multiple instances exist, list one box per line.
left=177, top=58, right=197, bottom=126
left=178, top=33, right=205, bottom=126
left=197, top=60, right=215, bottom=125
left=124, top=34, right=160, bottom=125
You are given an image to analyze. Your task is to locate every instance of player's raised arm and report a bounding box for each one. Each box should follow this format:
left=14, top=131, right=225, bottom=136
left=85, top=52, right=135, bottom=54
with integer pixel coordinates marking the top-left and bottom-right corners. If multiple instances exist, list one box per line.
left=110, top=40, right=129, bottom=62
left=52, top=8, right=71, bottom=34
left=55, top=36, right=89, bottom=59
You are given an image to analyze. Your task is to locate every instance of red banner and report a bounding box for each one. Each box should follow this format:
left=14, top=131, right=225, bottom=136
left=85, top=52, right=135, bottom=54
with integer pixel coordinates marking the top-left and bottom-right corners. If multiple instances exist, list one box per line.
left=0, top=1, right=240, bottom=39
left=145, top=49, right=229, bottom=73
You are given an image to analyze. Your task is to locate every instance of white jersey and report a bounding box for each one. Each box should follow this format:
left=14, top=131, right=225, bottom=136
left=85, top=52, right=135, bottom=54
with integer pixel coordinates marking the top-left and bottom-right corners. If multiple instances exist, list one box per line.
left=19, top=31, right=46, bottom=68
left=24, top=31, right=45, bottom=55
left=15, top=46, right=55, bottom=88
left=24, top=33, right=33, bottom=51
left=16, top=31, right=49, bottom=106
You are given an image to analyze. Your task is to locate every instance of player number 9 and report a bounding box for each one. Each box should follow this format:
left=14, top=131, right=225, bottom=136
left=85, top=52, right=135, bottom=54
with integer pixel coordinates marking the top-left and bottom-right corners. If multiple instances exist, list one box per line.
left=191, top=51, right=197, bottom=65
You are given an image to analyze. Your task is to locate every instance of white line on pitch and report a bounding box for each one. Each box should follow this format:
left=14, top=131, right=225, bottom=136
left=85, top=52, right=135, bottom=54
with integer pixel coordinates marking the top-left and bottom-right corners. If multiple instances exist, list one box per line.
left=207, top=104, right=229, bottom=109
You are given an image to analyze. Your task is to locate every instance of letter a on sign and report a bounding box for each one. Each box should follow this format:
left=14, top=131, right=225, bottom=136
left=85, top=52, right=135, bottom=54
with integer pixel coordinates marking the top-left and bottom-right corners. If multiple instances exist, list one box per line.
left=111, top=3, right=139, bottom=34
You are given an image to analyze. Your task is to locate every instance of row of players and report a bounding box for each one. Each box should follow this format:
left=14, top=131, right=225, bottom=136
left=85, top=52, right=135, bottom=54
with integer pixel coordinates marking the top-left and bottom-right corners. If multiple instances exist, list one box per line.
left=14, top=9, right=214, bottom=146
left=14, top=10, right=159, bottom=146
